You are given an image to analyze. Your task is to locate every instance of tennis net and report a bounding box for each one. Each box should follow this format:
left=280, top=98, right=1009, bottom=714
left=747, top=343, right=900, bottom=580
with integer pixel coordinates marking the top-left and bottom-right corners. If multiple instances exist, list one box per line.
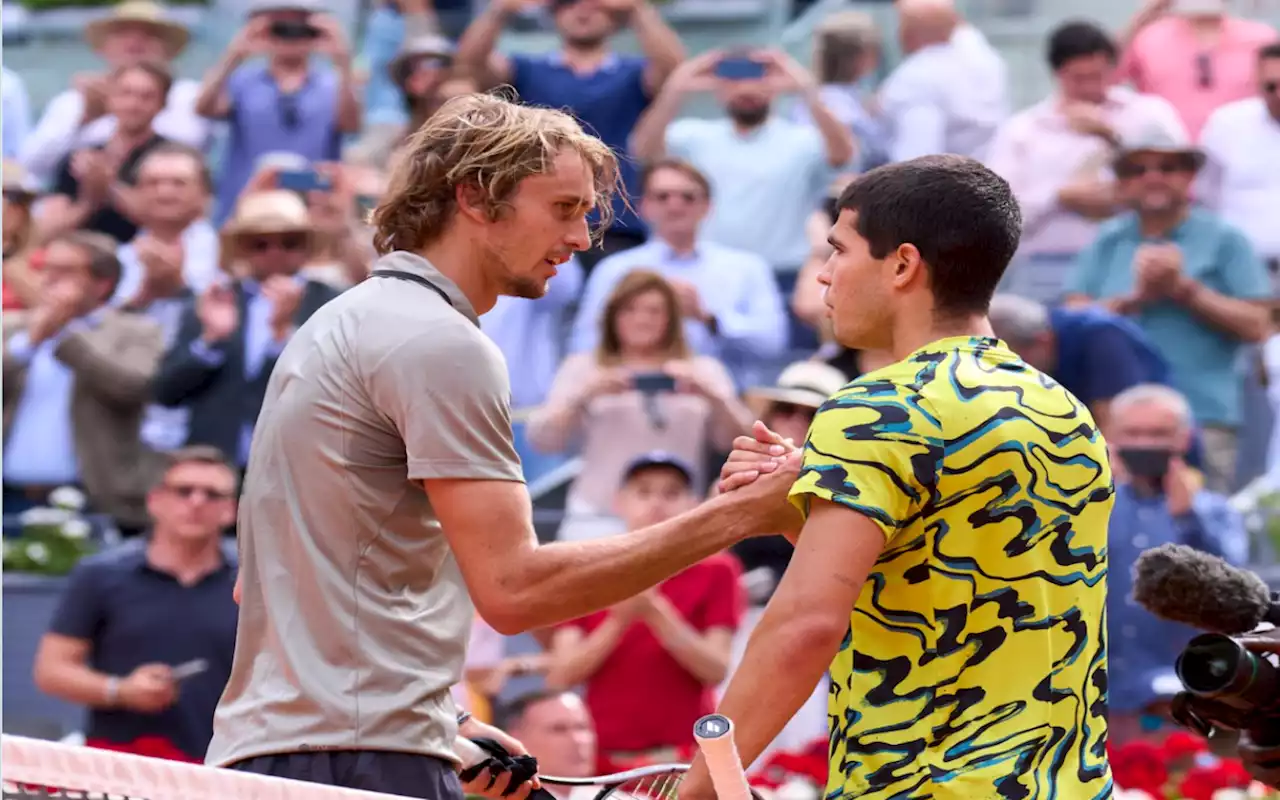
left=1, top=736, right=418, bottom=800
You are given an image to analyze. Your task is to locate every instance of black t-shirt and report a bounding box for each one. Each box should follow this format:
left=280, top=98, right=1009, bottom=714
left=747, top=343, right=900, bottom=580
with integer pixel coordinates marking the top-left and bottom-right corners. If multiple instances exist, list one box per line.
left=51, top=134, right=168, bottom=243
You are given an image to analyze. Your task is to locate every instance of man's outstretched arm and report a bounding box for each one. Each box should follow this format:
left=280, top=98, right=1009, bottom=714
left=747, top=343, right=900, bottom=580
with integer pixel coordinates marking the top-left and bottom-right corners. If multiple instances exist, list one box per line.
left=426, top=463, right=798, bottom=636
left=682, top=500, right=884, bottom=792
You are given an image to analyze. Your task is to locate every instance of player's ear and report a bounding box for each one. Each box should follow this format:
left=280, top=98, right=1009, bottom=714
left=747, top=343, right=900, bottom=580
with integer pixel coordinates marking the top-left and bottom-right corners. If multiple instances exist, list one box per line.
left=891, top=243, right=924, bottom=289
left=454, top=183, right=491, bottom=224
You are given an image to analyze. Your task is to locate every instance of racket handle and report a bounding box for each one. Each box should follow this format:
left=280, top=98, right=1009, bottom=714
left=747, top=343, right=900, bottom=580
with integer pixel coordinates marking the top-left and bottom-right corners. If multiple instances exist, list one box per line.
left=694, top=714, right=752, bottom=800
left=455, top=735, right=489, bottom=770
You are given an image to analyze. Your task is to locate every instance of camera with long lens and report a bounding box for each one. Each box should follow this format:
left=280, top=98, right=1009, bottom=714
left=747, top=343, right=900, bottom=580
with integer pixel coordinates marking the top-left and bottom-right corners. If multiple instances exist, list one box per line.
left=1173, top=633, right=1280, bottom=738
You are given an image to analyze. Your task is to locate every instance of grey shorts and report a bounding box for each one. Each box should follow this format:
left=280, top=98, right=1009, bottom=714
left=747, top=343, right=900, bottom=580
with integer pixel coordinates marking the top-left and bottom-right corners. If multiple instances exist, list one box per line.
left=227, top=750, right=463, bottom=800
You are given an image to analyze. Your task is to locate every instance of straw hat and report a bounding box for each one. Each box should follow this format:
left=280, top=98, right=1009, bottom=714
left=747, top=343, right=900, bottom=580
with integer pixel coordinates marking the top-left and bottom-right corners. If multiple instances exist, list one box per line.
left=85, top=1, right=191, bottom=59
left=2, top=160, right=38, bottom=200
left=219, top=190, right=316, bottom=270
left=744, top=361, right=848, bottom=418
left=222, top=189, right=315, bottom=238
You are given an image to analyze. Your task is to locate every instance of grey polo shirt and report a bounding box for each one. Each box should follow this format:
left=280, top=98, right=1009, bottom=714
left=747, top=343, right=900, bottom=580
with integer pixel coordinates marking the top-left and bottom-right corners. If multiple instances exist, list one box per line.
left=206, top=251, right=523, bottom=768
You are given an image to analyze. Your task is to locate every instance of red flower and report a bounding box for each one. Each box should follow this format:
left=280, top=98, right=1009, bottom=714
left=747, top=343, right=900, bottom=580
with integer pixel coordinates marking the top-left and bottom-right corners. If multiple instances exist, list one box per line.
left=1176, top=759, right=1252, bottom=800
left=1110, top=740, right=1168, bottom=797
left=1161, top=731, right=1208, bottom=761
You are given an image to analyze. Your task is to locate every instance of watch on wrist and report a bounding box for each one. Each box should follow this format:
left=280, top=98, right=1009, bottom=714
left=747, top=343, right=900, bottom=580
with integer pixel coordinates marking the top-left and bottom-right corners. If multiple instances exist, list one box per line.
left=457, top=710, right=473, bottom=727
left=105, top=676, right=120, bottom=707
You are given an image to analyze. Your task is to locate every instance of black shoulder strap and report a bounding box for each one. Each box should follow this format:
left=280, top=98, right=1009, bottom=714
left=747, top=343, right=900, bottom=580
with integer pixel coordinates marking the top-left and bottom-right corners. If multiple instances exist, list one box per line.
left=369, top=269, right=453, bottom=308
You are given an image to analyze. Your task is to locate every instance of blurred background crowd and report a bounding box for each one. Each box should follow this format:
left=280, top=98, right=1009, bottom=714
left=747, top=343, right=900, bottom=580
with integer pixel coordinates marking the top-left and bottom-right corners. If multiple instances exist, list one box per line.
left=2, top=0, right=1280, bottom=781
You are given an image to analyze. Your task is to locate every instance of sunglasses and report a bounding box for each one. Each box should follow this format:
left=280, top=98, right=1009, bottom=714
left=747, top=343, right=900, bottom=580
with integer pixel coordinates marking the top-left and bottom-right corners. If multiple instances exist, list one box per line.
left=1115, top=159, right=1193, bottom=179
left=651, top=190, right=701, bottom=203
left=245, top=234, right=308, bottom=253
left=166, top=484, right=234, bottom=502
left=769, top=402, right=817, bottom=419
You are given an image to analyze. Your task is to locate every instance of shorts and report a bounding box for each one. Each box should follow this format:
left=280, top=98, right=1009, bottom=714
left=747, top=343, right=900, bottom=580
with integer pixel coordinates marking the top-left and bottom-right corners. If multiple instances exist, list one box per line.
left=227, top=749, right=463, bottom=800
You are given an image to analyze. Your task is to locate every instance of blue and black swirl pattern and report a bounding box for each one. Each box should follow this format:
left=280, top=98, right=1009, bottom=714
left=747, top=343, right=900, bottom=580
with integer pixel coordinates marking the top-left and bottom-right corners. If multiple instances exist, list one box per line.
left=788, top=336, right=1113, bottom=800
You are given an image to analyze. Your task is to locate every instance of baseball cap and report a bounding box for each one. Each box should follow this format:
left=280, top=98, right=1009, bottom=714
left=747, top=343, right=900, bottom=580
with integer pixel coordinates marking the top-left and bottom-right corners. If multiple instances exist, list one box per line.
left=621, top=451, right=695, bottom=486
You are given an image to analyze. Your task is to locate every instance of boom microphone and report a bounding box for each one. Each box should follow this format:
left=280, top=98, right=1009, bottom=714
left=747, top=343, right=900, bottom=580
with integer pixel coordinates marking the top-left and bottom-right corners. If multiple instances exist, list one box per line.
left=1132, top=544, right=1280, bottom=635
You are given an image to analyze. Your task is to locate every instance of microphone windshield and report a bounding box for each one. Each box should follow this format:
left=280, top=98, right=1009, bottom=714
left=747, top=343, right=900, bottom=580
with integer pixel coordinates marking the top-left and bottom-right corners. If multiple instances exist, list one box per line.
left=1131, top=544, right=1271, bottom=635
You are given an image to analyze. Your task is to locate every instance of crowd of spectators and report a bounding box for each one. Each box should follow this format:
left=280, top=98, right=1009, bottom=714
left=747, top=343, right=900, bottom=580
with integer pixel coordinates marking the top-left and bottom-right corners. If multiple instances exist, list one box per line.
left=3, top=0, right=1279, bottom=778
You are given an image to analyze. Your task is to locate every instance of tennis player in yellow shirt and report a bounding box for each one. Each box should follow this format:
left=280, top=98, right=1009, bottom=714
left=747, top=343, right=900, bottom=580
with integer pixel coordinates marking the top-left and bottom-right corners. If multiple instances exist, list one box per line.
left=681, top=155, right=1115, bottom=799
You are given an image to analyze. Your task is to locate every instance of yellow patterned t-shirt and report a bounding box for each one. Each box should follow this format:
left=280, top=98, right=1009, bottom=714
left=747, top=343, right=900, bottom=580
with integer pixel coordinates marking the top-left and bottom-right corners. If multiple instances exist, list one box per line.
left=789, top=336, right=1114, bottom=800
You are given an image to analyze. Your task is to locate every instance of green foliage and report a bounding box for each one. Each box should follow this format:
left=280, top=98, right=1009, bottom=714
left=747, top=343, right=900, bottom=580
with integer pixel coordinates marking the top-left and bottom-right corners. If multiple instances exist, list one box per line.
left=2, top=488, right=97, bottom=577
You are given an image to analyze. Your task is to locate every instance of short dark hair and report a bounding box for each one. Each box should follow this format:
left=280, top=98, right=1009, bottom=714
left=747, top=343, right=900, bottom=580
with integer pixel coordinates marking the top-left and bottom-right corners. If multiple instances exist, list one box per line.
left=1260, top=41, right=1280, bottom=61
left=493, top=690, right=566, bottom=732
left=156, top=445, right=239, bottom=490
left=48, top=230, right=124, bottom=298
left=138, top=142, right=214, bottom=194
left=640, top=158, right=712, bottom=199
left=835, top=155, right=1022, bottom=316
left=1046, top=21, right=1117, bottom=71
left=111, top=60, right=175, bottom=99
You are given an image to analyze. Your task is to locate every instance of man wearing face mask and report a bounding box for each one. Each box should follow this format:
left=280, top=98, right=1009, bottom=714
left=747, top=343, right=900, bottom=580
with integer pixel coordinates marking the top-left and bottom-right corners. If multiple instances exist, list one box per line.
left=1105, top=383, right=1248, bottom=745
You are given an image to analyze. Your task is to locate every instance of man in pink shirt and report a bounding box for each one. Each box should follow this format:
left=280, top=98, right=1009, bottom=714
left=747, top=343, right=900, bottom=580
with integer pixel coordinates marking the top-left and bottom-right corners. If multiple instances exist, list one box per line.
left=987, top=21, right=1185, bottom=303
left=1119, top=0, right=1276, bottom=138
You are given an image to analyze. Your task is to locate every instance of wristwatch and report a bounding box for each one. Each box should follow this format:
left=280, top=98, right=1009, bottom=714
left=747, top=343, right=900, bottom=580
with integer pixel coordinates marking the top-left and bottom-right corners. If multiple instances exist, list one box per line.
left=457, top=710, right=472, bottom=727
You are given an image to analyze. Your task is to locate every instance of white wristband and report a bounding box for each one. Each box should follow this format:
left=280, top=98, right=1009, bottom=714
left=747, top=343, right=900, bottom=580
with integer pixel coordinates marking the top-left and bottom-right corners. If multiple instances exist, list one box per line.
left=104, top=677, right=120, bottom=707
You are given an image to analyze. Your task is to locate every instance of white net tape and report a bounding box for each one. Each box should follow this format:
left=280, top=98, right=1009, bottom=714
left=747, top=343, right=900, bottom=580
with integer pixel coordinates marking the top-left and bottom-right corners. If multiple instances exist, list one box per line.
left=1, top=736, right=418, bottom=800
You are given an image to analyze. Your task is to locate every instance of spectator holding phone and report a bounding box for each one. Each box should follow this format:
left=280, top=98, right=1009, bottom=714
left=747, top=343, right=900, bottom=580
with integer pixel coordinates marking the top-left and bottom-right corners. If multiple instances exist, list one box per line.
left=527, top=270, right=752, bottom=541
left=193, top=0, right=361, bottom=226
left=629, top=47, right=855, bottom=279
left=32, top=447, right=240, bottom=763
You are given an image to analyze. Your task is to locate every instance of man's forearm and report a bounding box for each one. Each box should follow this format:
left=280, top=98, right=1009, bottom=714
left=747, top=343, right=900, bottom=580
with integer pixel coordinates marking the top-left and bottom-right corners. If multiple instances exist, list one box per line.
left=628, top=86, right=683, bottom=160
left=709, top=614, right=840, bottom=769
left=194, top=52, right=243, bottom=118
left=35, top=662, right=117, bottom=709
left=1179, top=282, right=1268, bottom=342
left=545, top=618, right=628, bottom=689
left=800, top=86, right=856, bottom=166
left=646, top=604, right=730, bottom=685
left=454, top=3, right=507, bottom=75
left=629, top=1, right=685, bottom=79
left=502, top=495, right=756, bottom=632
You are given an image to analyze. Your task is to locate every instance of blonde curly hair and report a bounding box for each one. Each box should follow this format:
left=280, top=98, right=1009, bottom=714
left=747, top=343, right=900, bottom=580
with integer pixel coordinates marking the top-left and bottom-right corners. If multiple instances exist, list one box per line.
left=371, top=92, right=622, bottom=256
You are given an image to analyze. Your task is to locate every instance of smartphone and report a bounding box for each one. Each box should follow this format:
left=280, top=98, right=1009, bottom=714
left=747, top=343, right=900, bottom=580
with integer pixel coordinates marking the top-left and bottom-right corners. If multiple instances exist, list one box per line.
left=270, top=19, right=321, bottom=40
left=277, top=169, right=332, bottom=194
left=171, top=659, right=209, bottom=682
left=633, top=372, right=677, bottom=394
left=714, top=57, right=767, bottom=82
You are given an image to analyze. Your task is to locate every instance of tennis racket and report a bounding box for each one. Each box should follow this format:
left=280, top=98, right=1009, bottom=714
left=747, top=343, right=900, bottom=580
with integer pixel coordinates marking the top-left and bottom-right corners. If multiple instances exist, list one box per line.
left=456, top=713, right=758, bottom=800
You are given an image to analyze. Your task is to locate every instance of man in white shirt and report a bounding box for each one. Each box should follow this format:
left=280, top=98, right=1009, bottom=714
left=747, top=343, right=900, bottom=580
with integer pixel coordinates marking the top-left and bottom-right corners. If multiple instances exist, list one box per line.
left=628, top=48, right=855, bottom=274
left=1199, top=41, right=1280, bottom=276
left=20, top=0, right=210, bottom=188
left=880, top=0, right=1009, bottom=163
left=986, top=21, right=1187, bottom=303
left=569, top=158, right=789, bottom=389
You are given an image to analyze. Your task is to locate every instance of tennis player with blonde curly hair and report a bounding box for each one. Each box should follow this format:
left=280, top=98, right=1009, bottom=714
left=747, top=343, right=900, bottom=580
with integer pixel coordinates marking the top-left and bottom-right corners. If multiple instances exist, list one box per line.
left=208, top=93, right=801, bottom=799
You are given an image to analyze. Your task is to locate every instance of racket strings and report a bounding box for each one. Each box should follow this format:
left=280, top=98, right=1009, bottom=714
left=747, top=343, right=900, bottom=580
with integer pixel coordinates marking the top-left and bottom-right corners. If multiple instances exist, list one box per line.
left=598, top=769, right=687, bottom=800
